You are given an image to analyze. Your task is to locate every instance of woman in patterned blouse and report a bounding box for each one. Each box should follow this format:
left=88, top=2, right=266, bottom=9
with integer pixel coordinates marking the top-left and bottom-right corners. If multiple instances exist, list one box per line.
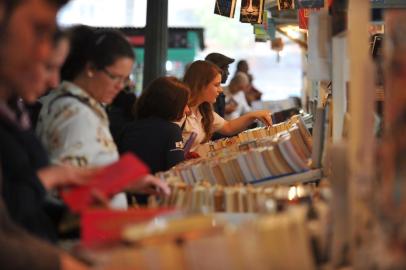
left=36, top=26, right=169, bottom=207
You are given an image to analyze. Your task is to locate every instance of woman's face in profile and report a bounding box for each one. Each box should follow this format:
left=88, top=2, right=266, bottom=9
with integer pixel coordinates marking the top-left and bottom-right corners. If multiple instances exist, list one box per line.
left=89, top=57, right=134, bottom=104
left=201, top=73, right=222, bottom=104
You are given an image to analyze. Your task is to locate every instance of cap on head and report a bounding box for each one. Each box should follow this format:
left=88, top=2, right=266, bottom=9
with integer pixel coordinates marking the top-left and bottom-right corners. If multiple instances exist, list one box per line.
left=205, top=52, right=234, bottom=67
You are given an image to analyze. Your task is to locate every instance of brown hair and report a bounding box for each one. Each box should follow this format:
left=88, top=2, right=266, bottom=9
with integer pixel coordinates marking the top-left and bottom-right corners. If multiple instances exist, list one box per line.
left=134, top=76, right=190, bottom=122
left=0, top=0, right=69, bottom=38
left=183, top=60, right=222, bottom=142
left=61, top=26, right=135, bottom=81
left=229, top=72, right=249, bottom=94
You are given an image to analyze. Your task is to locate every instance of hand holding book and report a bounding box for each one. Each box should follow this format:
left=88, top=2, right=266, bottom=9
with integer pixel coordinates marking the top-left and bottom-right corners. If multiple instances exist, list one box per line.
left=126, top=174, right=170, bottom=196
left=61, top=153, right=170, bottom=212
left=37, top=164, right=100, bottom=191
left=249, top=110, right=273, bottom=126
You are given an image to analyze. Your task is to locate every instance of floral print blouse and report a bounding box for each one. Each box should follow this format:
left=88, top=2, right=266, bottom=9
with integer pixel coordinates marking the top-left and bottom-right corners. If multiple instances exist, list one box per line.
left=36, top=81, right=119, bottom=167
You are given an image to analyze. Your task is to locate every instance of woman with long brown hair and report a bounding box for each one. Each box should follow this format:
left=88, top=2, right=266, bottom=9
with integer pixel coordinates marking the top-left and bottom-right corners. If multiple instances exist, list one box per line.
left=182, top=60, right=272, bottom=151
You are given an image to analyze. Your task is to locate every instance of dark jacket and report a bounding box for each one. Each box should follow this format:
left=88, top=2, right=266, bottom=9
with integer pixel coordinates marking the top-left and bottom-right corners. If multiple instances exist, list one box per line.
left=0, top=105, right=58, bottom=243
left=117, top=117, right=184, bottom=173
left=107, top=90, right=136, bottom=144
left=214, top=92, right=226, bottom=117
left=0, top=198, right=60, bottom=269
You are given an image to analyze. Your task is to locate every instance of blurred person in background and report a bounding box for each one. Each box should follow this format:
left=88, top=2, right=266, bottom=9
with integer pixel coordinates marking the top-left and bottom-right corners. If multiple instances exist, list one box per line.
left=236, top=59, right=249, bottom=74
left=236, top=59, right=262, bottom=105
left=246, top=73, right=262, bottom=105
left=223, top=72, right=252, bottom=120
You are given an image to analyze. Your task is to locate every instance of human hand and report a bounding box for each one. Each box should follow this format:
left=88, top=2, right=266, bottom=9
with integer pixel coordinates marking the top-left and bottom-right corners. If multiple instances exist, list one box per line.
left=249, top=110, right=272, bottom=126
left=90, top=189, right=111, bottom=208
left=38, top=164, right=99, bottom=191
left=126, top=174, right=170, bottom=197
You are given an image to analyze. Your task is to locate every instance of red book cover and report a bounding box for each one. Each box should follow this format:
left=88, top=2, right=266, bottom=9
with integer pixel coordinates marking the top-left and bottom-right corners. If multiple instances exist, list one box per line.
left=299, top=9, right=309, bottom=30
left=298, top=8, right=320, bottom=30
left=81, top=208, right=175, bottom=246
left=62, top=153, right=150, bottom=213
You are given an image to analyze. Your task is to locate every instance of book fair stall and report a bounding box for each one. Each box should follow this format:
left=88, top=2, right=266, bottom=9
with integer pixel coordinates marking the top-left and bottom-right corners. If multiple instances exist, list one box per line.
left=35, top=0, right=406, bottom=269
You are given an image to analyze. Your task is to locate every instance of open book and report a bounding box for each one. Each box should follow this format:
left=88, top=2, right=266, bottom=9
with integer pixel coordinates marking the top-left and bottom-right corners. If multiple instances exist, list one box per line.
left=62, top=153, right=150, bottom=213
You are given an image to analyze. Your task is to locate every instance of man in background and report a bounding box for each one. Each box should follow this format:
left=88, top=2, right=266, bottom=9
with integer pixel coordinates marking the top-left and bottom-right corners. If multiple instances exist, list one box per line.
left=205, top=52, right=234, bottom=117
left=205, top=53, right=235, bottom=140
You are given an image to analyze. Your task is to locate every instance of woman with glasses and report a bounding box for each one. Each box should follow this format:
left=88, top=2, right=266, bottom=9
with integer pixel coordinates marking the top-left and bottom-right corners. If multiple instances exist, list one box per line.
left=36, top=26, right=169, bottom=208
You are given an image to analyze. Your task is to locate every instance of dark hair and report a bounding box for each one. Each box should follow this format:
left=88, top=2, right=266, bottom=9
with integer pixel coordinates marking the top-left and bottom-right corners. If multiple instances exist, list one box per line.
left=61, top=25, right=135, bottom=81
left=183, top=60, right=221, bottom=142
left=236, top=60, right=248, bottom=72
left=109, top=88, right=136, bottom=119
left=135, top=76, right=190, bottom=122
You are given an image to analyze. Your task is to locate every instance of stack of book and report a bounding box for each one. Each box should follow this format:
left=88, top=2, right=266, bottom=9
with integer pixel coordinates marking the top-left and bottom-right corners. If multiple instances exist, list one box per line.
left=158, top=115, right=313, bottom=185
left=158, top=180, right=317, bottom=213
left=197, top=115, right=308, bottom=156
left=111, top=206, right=321, bottom=270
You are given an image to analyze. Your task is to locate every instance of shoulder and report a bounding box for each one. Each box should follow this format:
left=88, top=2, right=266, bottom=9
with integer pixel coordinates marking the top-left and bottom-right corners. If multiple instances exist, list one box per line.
left=43, top=92, right=100, bottom=123
left=41, top=89, right=87, bottom=115
left=212, top=111, right=226, bottom=130
left=145, top=117, right=182, bottom=134
left=165, top=121, right=183, bottom=138
left=42, top=82, right=104, bottom=118
left=212, top=111, right=225, bottom=122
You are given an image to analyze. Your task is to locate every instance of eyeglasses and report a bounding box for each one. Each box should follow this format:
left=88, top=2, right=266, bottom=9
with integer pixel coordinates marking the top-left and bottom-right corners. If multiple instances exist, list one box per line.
left=102, top=68, right=132, bottom=87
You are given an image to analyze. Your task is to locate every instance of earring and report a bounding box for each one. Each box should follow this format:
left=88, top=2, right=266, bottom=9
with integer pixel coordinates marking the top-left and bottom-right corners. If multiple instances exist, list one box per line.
left=87, top=71, right=94, bottom=78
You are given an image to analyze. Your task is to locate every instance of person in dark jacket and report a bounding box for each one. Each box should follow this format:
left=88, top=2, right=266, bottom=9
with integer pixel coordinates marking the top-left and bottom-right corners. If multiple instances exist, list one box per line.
left=0, top=187, right=61, bottom=269
left=118, top=77, right=190, bottom=173
left=0, top=0, right=90, bottom=269
left=107, top=86, right=137, bottom=144
left=0, top=9, right=100, bottom=244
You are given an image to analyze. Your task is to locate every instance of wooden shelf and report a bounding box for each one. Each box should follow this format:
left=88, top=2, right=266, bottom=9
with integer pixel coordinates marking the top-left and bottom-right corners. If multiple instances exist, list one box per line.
left=250, top=169, right=323, bottom=187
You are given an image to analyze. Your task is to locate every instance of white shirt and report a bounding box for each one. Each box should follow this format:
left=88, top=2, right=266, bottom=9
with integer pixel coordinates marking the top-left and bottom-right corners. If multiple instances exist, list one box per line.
left=223, top=87, right=251, bottom=120
left=181, top=107, right=226, bottom=151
